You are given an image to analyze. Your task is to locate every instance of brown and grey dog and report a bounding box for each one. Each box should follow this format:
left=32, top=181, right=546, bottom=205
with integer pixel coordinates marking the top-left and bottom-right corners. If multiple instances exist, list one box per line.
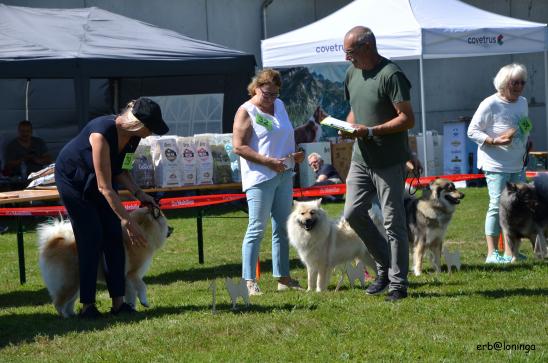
left=499, top=174, right=548, bottom=261
left=404, top=179, right=465, bottom=276
left=37, top=207, right=173, bottom=317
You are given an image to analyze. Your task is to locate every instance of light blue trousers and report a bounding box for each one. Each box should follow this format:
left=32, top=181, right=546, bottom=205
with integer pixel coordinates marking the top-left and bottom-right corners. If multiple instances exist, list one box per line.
left=241, top=170, right=293, bottom=280
left=484, top=170, right=525, bottom=236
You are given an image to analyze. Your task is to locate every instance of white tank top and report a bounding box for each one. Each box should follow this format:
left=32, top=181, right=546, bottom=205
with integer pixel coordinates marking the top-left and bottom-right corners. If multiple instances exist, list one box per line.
left=240, top=98, right=296, bottom=191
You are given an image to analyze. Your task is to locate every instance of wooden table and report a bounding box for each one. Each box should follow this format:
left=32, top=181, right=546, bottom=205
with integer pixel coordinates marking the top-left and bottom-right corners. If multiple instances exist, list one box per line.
left=0, top=183, right=243, bottom=284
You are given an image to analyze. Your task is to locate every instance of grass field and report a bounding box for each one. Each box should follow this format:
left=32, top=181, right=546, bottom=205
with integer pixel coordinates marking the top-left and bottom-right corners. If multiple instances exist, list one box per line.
left=0, top=187, right=546, bottom=362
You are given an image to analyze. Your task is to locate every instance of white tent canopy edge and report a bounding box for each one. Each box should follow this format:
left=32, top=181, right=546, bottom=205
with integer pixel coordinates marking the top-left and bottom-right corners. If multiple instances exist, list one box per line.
left=261, top=0, right=548, bottom=176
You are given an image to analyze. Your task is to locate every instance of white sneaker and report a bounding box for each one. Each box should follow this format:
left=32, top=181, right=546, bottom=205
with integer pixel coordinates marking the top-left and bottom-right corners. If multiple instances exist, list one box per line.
left=485, top=251, right=509, bottom=264
left=246, top=281, right=263, bottom=296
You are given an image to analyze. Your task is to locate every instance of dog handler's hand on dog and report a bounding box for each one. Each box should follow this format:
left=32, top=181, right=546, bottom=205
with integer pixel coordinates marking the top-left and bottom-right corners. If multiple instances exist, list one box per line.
left=135, top=190, right=159, bottom=211
left=122, top=217, right=148, bottom=248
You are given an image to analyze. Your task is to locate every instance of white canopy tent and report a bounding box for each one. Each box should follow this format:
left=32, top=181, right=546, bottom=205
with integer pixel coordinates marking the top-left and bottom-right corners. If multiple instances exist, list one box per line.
left=262, top=0, right=548, bottom=175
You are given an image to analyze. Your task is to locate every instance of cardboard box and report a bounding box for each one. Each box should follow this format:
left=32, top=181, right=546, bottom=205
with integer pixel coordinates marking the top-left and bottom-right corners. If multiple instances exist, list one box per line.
left=416, top=131, right=444, bottom=176
left=442, top=121, right=477, bottom=175
left=330, top=141, right=354, bottom=182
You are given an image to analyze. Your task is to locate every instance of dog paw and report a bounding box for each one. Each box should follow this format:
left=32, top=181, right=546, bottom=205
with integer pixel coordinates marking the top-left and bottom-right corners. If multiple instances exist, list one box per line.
left=413, top=270, right=422, bottom=276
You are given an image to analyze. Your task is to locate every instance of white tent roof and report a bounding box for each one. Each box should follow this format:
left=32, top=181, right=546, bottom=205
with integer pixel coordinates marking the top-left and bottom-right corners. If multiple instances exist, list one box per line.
left=262, top=0, right=547, bottom=67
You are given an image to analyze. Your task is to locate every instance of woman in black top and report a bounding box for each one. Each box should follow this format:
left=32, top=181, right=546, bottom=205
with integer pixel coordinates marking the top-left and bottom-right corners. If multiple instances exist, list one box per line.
left=55, top=97, right=169, bottom=318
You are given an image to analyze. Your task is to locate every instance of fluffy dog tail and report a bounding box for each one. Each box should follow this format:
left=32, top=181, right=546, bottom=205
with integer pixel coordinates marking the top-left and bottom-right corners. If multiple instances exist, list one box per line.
left=534, top=173, right=548, bottom=204
left=337, top=217, right=358, bottom=238
left=36, top=218, right=75, bottom=254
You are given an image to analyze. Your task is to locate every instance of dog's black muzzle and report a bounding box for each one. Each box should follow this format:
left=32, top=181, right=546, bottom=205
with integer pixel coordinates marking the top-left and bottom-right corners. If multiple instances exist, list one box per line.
left=167, top=226, right=174, bottom=238
left=299, top=218, right=317, bottom=231
left=444, top=192, right=464, bottom=205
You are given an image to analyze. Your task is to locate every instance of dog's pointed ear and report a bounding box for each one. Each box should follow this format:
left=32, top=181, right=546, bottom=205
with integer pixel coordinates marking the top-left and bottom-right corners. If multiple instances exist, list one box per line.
left=506, top=181, right=516, bottom=191
left=315, top=198, right=322, bottom=207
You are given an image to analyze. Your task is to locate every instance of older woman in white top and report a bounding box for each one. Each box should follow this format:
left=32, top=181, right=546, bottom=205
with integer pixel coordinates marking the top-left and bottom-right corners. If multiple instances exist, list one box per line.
left=232, top=69, right=305, bottom=295
left=467, top=63, right=531, bottom=264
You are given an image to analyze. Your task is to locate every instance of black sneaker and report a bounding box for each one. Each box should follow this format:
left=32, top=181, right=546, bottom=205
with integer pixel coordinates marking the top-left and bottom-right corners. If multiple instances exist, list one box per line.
left=110, top=302, right=136, bottom=316
left=385, top=290, right=408, bottom=302
left=365, top=277, right=389, bottom=295
left=78, top=304, right=102, bottom=319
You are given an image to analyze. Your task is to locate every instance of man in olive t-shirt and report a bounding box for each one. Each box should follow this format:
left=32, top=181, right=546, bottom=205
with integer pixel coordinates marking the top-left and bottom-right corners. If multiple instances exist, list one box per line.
left=341, top=26, right=415, bottom=302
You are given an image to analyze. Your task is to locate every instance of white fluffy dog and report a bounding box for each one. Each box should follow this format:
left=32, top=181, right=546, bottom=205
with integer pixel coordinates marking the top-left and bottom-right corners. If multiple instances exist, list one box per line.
left=37, top=207, right=171, bottom=317
left=287, top=199, right=377, bottom=292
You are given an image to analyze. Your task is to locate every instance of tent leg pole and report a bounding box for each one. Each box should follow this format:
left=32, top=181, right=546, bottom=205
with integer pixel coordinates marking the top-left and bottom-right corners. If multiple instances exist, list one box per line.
left=25, top=79, right=30, bottom=121
left=419, top=56, right=428, bottom=176
left=544, top=50, right=548, bottom=151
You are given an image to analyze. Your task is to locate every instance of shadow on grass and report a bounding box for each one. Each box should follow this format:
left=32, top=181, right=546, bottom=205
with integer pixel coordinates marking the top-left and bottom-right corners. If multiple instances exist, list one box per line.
left=0, top=288, right=51, bottom=308
left=410, top=286, right=548, bottom=299
left=479, top=287, right=548, bottom=298
left=146, top=258, right=304, bottom=285
left=409, top=280, right=462, bottom=288
left=0, top=302, right=314, bottom=348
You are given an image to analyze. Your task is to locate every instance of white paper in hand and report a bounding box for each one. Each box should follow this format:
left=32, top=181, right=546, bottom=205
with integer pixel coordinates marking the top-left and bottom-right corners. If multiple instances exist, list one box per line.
left=320, top=116, right=356, bottom=134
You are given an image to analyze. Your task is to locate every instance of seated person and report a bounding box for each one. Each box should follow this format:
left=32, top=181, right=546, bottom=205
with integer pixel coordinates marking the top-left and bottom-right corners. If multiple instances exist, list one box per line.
left=4, top=120, right=52, bottom=178
left=307, top=152, right=343, bottom=186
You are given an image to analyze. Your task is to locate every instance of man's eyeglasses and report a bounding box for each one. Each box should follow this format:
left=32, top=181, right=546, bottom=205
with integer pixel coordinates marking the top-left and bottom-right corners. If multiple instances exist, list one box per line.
left=260, top=88, right=279, bottom=98
left=343, top=41, right=366, bottom=56
left=510, top=80, right=526, bottom=87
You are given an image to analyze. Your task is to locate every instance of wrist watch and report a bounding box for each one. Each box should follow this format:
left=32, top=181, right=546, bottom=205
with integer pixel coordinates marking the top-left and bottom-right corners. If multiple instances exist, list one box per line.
left=367, top=127, right=374, bottom=139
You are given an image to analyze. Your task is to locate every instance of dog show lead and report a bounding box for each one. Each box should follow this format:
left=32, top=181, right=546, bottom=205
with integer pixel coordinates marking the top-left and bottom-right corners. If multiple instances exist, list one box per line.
left=54, top=97, right=169, bottom=318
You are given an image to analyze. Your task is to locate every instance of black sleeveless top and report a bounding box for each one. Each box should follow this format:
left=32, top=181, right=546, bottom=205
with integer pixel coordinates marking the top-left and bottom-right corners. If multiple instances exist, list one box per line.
left=55, top=115, right=140, bottom=198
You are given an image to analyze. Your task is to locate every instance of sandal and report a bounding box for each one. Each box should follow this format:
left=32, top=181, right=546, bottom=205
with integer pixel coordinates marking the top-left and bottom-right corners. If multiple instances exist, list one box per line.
left=277, top=278, right=304, bottom=291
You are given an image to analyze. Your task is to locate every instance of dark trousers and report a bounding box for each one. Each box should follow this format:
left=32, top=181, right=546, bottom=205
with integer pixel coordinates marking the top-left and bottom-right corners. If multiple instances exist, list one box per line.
left=57, top=178, right=125, bottom=304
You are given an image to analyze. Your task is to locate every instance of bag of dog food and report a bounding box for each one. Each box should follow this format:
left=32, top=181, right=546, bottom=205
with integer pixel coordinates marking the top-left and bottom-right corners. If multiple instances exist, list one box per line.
left=211, top=144, right=232, bottom=184
left=194, top=135, right=214, bottom=185
left=151, top=137, right=182, bottom=187
left=131, top=144, right=155, bottom=188
left=177, top=136, right=197, bottom=185
left=215, top=133, right=240, bottom=183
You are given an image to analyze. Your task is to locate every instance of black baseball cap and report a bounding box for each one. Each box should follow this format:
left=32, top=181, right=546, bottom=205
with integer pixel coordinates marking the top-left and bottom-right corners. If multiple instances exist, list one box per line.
left=132, top=97, right=169, bottom=135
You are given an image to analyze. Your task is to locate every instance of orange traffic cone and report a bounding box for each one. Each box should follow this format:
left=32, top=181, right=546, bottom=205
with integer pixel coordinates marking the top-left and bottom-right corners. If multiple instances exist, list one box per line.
left=498, top=232, right=504, bottom=252
left=255, top=256, right=261, bottom=281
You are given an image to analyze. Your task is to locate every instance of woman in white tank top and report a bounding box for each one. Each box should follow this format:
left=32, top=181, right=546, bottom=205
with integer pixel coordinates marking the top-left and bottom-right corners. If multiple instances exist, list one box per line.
left=233, top=69, right=305, bottom=295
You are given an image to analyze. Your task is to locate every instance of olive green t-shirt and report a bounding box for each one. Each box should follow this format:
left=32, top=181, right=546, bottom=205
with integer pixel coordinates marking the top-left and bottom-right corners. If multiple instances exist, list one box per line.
left=344, top=57, right=411, bottom=168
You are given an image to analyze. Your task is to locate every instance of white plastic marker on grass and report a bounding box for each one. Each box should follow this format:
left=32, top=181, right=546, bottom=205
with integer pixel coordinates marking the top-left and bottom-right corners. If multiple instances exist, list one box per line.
left=225, top=278, right=249, bottom=310
left=335, top=261, right=366, bottom=291
left=443, top=247, right=462, bottom=273
left=209, top=280, right=217, bottom=314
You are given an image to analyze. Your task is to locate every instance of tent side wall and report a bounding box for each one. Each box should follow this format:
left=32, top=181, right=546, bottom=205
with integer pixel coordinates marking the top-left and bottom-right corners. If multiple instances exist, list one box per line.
left=0, top=54, right=256, bottom=157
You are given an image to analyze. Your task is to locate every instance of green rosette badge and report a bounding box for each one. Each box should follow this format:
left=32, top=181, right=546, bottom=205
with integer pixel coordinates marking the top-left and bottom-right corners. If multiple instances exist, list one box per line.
left=518, top=116, right=532, bottom=134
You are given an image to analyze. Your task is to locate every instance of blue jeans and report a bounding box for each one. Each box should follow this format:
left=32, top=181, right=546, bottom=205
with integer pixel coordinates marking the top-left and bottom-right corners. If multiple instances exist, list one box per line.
left=242, top=170, right=294, bottom=280
left=484, top=170, right=525, bottom=236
